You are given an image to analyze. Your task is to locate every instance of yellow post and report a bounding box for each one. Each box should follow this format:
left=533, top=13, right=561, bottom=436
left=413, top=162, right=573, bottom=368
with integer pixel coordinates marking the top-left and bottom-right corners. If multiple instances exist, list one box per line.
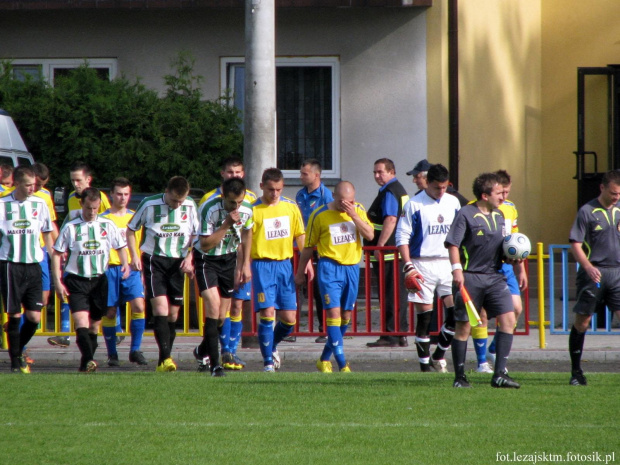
left=537, top=241, right=546, bottom=349
left=1, top=309, right=7, bottom=350
left=183, top=273, right=191, bottom=334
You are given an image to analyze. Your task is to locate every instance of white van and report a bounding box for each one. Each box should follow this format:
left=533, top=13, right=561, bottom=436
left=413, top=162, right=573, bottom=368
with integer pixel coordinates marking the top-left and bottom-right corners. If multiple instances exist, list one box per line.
left=0, top=109, right=35, bottom=167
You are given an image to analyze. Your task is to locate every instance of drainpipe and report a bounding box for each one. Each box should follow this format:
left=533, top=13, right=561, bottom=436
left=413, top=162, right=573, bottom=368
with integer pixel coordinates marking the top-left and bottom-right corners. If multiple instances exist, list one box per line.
left=448, top=0, right=459, bottom=189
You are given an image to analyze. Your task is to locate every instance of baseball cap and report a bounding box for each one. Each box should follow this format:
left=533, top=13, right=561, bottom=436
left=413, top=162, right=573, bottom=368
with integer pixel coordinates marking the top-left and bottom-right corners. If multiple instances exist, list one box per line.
left=406, top=159, right=432, bottom=176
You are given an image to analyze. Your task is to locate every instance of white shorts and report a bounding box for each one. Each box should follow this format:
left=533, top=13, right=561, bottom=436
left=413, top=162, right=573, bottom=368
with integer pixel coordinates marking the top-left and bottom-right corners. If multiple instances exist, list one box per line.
left=408, top=258, right=452, bottom=304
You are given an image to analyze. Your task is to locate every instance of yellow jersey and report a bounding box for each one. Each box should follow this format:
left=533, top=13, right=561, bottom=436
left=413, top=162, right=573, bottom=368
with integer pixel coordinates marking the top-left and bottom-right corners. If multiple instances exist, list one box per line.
left=100, top=208, right=141, bottom=266
left=67, top=190, right=111, bottom=219
left=499, top=200, right=518, bottom=234
left=305, top=203, right=371, bottom=265
left=199, top=186, right=257, bottom=206
left=251, top=196, right=304, bottom=261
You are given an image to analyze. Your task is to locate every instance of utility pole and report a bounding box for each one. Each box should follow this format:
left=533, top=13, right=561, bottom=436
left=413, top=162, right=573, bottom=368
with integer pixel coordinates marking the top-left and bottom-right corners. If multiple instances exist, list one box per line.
left=244, top=0, right=276, bottom=192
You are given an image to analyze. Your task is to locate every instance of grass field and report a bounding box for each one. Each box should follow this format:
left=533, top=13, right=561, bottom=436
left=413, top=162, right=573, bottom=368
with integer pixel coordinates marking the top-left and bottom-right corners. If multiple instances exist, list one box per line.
left=2, top=371, right=618, bottom=465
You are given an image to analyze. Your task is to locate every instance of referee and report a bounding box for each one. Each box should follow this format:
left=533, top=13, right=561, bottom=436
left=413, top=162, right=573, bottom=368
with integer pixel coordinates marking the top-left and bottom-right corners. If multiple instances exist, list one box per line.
left=52, top=187, right=128, bottom=373
left=127, top=176, right=199, bottom=372
left=0, top=166, right=54, bottom=373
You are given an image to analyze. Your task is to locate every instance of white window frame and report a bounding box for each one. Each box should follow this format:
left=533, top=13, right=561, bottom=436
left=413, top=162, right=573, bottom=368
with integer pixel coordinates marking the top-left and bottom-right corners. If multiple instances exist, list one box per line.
left=221, top=56, right=341, bottom=179
left=8, top=58, right=117, bottom=86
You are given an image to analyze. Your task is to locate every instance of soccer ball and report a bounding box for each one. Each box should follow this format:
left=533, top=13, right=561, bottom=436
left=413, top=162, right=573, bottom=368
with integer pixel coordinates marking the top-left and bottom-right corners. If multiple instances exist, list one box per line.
left=502, top=233, right=531, bottom=260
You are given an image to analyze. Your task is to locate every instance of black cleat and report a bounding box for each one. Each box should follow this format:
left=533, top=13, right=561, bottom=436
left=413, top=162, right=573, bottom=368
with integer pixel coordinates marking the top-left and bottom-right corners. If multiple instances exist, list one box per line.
left=569, top=371, right=588, bottom=386
left=129, top=351, right=148, bottom=365
left=453, top=375, right=472, bottom=388
left=211, top=365, right=226, bottom=377
left=491, top=373, right=521, bottom=389
left=193, top=346, right=210, bottom=373
left=107, top=354, right=120, bottom=367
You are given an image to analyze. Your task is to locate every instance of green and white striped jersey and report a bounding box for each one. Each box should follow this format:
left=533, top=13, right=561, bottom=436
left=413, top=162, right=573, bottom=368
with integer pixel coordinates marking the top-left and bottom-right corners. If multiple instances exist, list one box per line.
left=128, top=194, right=199, bottom=258
left=0, top=193, right=53, bottom=263
left=194, top=197, right=253, bottom=257
left=54, top=215, right=125, bottom=278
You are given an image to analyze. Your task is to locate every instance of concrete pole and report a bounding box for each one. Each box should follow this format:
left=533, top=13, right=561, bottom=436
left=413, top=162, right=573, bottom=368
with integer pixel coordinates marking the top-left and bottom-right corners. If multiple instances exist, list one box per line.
left=244, top=0, right=276, bottom=193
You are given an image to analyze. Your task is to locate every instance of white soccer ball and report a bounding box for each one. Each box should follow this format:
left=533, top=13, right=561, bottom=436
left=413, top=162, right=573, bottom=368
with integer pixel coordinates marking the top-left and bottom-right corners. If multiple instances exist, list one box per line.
left=502, top=233, right=531, bottom=260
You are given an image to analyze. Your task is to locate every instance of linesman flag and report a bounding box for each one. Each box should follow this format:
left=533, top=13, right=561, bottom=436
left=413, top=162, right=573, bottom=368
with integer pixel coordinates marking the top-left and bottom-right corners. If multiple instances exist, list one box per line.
left=460, top=286, right=481, bottom=327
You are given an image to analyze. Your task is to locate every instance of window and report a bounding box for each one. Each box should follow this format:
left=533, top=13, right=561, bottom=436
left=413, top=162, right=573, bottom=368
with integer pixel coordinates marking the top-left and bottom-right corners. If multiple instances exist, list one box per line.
left=8, top=58, right=117, bottom=86
left=222, top=57, right=340, bottom=178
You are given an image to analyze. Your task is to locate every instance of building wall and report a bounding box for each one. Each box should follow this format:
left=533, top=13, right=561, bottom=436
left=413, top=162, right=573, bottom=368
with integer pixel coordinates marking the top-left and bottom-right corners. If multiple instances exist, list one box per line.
left=427, top=0, right=543, bottom=242
left=541, top=0, right=620, bottom=244
left=0, top=8, right=428, bottom=209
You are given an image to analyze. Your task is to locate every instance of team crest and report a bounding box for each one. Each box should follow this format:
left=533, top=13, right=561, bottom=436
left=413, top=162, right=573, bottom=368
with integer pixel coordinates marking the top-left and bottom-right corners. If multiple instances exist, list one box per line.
left=32, top=209, right=38, bottom=217
left=274, top=219, right=281, bottom=229
left=437, top=214, right=444, bottom=224
left=181, top=213, right=188, bottom=221
left=340, top=223, right=349, bottom=233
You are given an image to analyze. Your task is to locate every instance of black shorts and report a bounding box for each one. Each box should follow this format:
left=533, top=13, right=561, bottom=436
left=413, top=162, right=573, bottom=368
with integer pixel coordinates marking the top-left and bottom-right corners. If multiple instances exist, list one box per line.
left=574, top=266, right=620, bottom=315
left=0, top=261, right=43, bottom=313
left=193, top=250, right=237, bottom=298
left=142, top=253, right=185, bottom=306
left=453, top=272, right=513, bottom=322
left=64, top=273, right=108, bottom=321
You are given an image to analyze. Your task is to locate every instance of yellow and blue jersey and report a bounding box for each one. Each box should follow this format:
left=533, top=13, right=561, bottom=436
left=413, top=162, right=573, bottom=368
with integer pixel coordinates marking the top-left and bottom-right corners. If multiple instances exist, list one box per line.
left=100, top=208, right=142, bottom=266
left=305, top=203, right=371, bottom=265
left=499, top=199, right=518, bottom=234
left=67, top=190, right=111, bottom=220
left=251, top=196, right=304, bottom=261
left=199, top=186, right=257, bottom=207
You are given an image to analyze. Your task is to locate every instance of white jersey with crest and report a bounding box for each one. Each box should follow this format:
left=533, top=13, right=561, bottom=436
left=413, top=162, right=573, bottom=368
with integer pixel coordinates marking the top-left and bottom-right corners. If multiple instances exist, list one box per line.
left=0, top=193, right=53, bottom=263
left=54, top=214, right=125, bottom=277
left=128, top=193, right=199, bottom=258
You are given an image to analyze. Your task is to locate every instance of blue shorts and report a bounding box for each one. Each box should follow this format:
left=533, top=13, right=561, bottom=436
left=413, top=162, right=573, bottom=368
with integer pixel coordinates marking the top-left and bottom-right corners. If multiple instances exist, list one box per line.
left=40, top=248, right=51, bottom=292
left=233, top=281, right=252, bottom=301
left=252, top=259, right=296, bottom=311
left=317, top=258, right=359, bottom=311
left=106, top=266, right=145, bottom=308
left=499, top=263, right=520, bottom=295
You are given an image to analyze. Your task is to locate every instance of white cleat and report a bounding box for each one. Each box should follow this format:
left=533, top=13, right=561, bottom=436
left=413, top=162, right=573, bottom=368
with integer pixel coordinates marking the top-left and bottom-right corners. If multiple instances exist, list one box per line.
left=476, top=362, right=493, bottom=374
left=272, top=350, right=281, bottom=370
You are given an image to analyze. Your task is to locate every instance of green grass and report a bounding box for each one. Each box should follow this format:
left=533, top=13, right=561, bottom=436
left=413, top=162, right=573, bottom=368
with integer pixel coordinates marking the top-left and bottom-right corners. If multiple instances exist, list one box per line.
left=2, top=372, right=618, bottom=465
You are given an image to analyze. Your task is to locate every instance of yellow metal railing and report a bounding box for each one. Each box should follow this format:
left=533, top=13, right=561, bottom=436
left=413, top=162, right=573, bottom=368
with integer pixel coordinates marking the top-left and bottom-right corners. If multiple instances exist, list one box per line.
left=526, top=242, right=551, bottom=348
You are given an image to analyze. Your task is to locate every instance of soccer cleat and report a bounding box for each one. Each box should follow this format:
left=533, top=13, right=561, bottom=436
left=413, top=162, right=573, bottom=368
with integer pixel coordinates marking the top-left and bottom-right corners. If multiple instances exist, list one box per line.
left=315, top=335, right=327, bottom=343
left=453, top=375, right=472, bottom=388
left=23, top=351, right=35, bottom=366
left=129, top=351, right=148, bottom=365
left=231, top=354, right=246, bottom=369
left=193, top=346, right=210, bottom=373
left=272, top=350, right=281, bottom=370
left=211, top=366, right=226, bottom=377
left=156, top=357, right=177, bottom=372
left=78, top=360, right=98, bottom=373
left=316, top=359, right=333, bottom=373
left=47, top=336, right=70, bottom=348
left=420, top=363, right=436, bottom=373
left=11, top=356, right=31, bottom=374
left=340, top=364, right=352, bottom=373
left=491, top=373, right=520, bottom=389
left=107, top=354, right=120, bottom=367
left=430, top=357, right=448, bottom=373
left=263, top=364, right=275, bottom=373
left=116, top=336, right=126, bottom=345
left=569, top=371, right=588, bottom=386
left=221, top=352, right=236, bottom=370
left=476, top=362, right=493, bottom=373
left=486, top=349, right=496, bottom=365
left=282, top=335, right=296, bottom=342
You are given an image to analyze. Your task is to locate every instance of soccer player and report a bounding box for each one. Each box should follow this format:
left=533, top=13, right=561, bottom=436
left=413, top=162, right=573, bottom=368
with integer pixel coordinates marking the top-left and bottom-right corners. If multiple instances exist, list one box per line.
left=47, top=161, right=111, bottom=348
left=295, top=181, right=373, bottom=372
left=52, top=187, right=128, bottom=372
left=365, top=158, right=410, bottom=348
left=193, top=177, right=253, bottom=377
left=568, top=169, right=620, bottom=386
left=0, top=164, right=14, bottom=191
left=251, top=168, right=308, bottom=372
left=0, top=166, right=54, bottom=373
left=196, top=157, right=257, bottom=371
left=486, top=170, right=527, bottom=368
left=296, top=158, right=334, bottom=343
left=396, top=164, right=461, bottom=373
left=445, top=172, right=521, bottom=389
left=100, top=178, right=148, bottom=367
left=127, top=176, right=198, bottom=372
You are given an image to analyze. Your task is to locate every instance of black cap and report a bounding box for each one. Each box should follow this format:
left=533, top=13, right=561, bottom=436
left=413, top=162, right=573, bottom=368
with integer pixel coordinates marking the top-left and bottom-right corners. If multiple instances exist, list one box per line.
left=406, top=159, right=432, bottom=176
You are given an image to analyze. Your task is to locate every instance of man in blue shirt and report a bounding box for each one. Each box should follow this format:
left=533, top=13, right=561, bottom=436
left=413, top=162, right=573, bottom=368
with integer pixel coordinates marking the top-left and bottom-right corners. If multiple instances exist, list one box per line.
left=296, top=159, right=333, bottom=342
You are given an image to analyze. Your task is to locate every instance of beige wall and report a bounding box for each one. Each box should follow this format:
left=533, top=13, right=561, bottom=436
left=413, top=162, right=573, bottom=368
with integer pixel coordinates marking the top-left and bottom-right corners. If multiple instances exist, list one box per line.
left=541, top=0, right=620, bottom=243
left=427, top=0, right=543, bottom=242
